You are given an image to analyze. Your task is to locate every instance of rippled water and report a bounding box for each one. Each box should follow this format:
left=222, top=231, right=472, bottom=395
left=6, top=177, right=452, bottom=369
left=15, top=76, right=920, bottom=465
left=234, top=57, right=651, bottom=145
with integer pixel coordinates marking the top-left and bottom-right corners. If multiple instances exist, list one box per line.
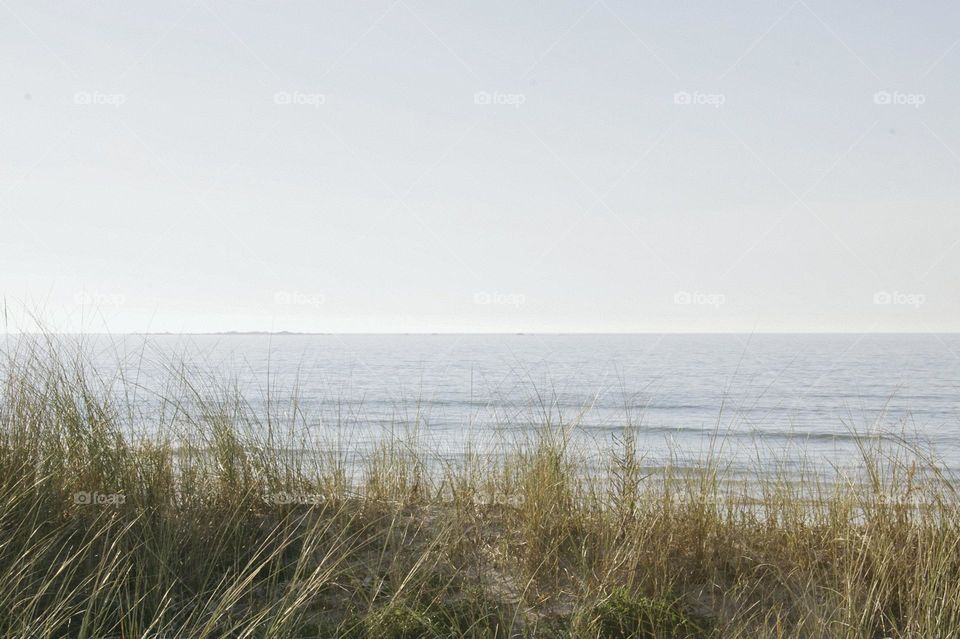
left=21, top=333, right=960, bottom=473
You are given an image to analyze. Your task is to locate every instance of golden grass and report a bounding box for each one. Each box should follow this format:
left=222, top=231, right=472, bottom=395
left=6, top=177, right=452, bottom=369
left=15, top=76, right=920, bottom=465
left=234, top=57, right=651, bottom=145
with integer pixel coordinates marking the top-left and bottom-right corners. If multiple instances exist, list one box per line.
left=0, top=334, right=958, bottom=638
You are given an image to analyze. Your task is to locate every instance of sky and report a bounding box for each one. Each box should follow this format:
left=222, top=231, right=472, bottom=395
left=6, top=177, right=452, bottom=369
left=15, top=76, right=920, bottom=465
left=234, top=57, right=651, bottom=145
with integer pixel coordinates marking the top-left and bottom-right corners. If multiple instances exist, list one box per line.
left=1, top=0, right=959, bottom=333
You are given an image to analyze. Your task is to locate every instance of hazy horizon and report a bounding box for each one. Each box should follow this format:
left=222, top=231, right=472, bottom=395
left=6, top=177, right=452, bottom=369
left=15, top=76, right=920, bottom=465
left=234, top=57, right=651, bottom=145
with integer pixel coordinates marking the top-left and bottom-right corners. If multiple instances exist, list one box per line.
left=6, top=329, right=960, bottom=336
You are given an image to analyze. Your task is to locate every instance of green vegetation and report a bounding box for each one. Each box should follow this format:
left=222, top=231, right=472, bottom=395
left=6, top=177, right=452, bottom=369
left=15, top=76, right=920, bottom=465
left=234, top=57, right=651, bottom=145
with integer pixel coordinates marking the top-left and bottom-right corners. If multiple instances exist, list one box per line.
left=587, top=589, right=703, bottom=638
left=0, top=335, right=958, bottom=637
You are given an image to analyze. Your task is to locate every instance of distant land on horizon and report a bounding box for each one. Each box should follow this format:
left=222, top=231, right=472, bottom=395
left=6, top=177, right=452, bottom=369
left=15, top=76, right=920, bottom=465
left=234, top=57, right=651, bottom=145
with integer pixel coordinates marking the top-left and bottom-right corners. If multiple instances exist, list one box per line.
left=7, top=330, right=960, bottom=337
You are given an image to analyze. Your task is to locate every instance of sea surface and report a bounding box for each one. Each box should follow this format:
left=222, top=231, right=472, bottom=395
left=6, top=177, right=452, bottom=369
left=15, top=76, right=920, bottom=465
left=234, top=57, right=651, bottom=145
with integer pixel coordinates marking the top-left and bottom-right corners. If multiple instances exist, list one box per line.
left=15, top=333, right=960, bottom=476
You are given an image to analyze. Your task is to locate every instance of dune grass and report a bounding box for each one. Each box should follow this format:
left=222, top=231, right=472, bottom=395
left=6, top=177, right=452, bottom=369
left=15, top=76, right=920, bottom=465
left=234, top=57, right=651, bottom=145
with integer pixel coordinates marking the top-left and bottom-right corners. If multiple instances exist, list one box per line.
left=0, top=335, right=958, bottom=637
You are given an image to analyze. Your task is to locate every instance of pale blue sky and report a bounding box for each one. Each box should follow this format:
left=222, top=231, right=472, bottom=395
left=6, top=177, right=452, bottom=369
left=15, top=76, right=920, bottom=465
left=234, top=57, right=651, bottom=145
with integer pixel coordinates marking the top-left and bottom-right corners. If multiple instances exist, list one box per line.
left=1, top=0, right=959, bottom=332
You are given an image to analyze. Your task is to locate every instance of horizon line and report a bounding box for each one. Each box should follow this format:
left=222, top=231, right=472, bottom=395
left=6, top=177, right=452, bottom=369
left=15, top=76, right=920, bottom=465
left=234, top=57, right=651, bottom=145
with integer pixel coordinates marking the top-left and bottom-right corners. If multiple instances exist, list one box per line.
left=6, top=330, right=960, bottom=336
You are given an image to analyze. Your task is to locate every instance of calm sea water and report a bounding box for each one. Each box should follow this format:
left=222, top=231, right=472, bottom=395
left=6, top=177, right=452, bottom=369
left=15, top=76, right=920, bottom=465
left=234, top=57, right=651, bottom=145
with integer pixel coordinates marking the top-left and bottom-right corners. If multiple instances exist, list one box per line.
left=30, top=334, right=960, bottom=474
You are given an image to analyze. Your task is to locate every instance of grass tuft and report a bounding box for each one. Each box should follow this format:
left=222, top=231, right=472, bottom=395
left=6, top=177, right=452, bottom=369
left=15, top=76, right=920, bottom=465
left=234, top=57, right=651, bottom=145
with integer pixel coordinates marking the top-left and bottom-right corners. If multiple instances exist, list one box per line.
left=587, top=588, right=707, bottom=639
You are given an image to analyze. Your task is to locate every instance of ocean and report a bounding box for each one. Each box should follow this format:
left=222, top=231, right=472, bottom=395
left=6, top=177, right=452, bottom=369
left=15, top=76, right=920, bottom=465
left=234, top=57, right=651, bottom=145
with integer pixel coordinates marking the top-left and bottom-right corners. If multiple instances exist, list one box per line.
left=38, top=332, right=959, bottom=476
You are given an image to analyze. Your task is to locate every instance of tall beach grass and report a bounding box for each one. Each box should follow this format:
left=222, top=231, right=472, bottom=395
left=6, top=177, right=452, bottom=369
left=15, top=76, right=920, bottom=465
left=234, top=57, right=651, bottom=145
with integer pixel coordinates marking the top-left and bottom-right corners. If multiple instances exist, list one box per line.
left=0, top=334, right=958, bottom=637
